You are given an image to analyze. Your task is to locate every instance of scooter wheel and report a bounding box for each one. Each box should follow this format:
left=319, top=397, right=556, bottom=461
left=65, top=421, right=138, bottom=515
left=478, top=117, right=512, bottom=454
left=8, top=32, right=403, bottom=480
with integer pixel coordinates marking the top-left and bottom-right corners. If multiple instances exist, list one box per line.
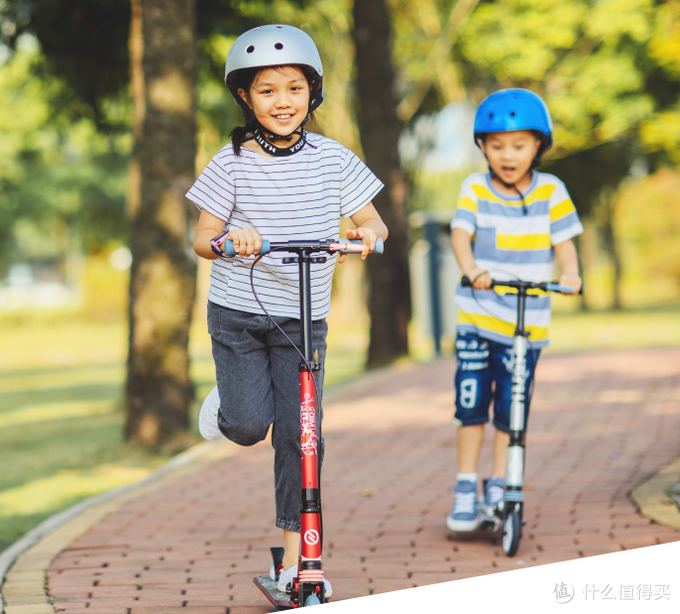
left=305, top=594, right=321, bottom=606
left=502, top=510, right=521, bottom=557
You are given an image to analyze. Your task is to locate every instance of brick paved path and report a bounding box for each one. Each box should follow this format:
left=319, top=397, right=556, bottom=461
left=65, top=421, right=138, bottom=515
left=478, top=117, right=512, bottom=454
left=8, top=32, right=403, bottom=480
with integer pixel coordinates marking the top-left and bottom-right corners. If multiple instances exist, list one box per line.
left=47, top=349, right=680, bottom=613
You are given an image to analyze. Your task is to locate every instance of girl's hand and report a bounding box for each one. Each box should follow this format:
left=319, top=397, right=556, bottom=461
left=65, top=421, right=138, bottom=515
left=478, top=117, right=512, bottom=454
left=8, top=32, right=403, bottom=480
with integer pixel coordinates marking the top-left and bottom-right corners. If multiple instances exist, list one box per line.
left=339, top=227, right=377, bottom=263
left=558, top=273, right=582, bottom=295
left=224, top=228, right=263, bottom=257
left=465, top=267, right=492, bottom=290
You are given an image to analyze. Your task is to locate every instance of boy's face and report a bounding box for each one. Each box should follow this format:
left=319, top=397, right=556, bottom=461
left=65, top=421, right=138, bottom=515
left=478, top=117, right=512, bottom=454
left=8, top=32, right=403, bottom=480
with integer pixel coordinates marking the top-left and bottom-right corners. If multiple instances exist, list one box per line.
left=238, top=66, right=310, bottom=137
left=479, top=130, right=541, bottom=185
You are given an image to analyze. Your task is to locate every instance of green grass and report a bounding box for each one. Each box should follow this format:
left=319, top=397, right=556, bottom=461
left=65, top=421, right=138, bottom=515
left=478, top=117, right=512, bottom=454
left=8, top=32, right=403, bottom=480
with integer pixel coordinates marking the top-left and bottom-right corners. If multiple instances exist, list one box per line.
left=1, top=301, right=678, bottom=553
left=0, top=313, right=370, bottom=553
left=549, top=302, right=680, bottom=353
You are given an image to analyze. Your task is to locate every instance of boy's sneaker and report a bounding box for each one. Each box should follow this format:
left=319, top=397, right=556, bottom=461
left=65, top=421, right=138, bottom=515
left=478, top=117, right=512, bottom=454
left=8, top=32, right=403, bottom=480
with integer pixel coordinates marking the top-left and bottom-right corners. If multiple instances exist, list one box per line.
left=446, top=480, right=479, bottom=531
left=277, top=565, right=333, bottom=598
left=198, top=386, right=223, bottom=441
left=484, top=477, right=505, bottom=508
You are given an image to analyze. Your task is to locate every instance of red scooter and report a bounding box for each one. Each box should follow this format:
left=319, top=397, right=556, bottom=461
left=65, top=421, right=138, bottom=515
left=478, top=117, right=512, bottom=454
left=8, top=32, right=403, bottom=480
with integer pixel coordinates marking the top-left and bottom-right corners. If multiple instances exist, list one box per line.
left=219, top=236, right=383, bottom=608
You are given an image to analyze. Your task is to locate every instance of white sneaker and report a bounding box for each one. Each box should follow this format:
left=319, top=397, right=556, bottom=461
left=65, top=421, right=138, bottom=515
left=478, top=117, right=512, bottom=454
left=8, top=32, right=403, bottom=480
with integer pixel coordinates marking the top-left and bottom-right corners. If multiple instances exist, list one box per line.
left=277, top=565, right=333, bottom=598
left=198, top=386, right=222, bottom=441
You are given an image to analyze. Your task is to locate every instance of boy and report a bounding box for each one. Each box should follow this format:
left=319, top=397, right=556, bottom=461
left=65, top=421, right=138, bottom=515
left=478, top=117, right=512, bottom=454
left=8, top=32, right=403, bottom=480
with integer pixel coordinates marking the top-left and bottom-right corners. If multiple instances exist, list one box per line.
left=447, top=89, right=582, bottom=531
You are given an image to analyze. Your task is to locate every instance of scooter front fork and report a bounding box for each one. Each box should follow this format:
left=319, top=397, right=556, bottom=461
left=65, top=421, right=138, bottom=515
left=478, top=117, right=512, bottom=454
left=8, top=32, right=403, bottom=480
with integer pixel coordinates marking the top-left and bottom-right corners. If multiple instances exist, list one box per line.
left=505, top=335, right=527, bottom=509
left=298, top=366, right=324, bottom=605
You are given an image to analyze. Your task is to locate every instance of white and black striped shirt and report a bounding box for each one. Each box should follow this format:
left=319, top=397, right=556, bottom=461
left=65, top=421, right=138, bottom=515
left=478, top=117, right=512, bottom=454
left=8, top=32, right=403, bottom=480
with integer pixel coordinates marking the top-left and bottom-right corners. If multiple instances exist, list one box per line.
left=186, top=132, right=384, bottom=319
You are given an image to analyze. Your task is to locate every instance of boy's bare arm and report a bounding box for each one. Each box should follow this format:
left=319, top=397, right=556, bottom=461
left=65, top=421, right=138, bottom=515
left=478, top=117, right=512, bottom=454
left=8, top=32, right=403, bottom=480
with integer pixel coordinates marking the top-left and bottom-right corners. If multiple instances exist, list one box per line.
left=451, top=227, right=491, bottom=290
left=553, top=239, right=582, bottom=294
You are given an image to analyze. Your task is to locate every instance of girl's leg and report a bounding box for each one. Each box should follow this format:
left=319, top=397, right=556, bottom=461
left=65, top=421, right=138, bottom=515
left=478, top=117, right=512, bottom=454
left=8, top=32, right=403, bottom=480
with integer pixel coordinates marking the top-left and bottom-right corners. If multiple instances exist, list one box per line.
left=283, top=530, right=300, bottom=572
left=208, top=303, right=275, bottom=445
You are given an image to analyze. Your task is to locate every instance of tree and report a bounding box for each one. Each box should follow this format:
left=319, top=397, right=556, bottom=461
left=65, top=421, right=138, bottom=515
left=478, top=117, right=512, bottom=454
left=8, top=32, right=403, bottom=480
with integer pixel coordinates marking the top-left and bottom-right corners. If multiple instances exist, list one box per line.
left=353, top=0, right=411, bottom=366
left=543, top=142, right=637, bottom=310
left=124, top=0, right=198, bottom=446
left=451, top=0, right=680, bottom=309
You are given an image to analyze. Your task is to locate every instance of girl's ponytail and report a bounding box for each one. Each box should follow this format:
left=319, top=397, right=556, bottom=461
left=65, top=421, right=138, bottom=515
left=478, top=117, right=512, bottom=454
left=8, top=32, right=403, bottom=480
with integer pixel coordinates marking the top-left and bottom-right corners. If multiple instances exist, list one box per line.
left=230, top=122, right=257, bottom=156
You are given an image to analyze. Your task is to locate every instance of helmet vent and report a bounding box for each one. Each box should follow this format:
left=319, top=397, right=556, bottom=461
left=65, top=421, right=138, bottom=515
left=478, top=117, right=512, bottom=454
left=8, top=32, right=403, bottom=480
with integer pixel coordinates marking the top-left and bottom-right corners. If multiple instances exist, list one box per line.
left=510, top=111, right=516, bottom=116
left=487, top=112, right=494, bottom=119
left=275, top=42, right=284, bottom=50
left=247, top=45, right=255, bottom=53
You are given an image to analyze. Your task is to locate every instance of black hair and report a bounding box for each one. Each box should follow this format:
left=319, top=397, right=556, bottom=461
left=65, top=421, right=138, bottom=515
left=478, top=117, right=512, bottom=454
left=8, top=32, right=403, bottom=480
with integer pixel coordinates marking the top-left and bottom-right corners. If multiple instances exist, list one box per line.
left=228, top=64, right=320, bottom=156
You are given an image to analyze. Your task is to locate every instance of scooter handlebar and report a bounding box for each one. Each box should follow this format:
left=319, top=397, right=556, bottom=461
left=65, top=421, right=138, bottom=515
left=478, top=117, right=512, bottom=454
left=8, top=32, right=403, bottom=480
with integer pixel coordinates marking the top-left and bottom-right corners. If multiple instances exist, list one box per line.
left=217, top=237, right=384, bottom=257
left=461, top=275, right=582, bottom=295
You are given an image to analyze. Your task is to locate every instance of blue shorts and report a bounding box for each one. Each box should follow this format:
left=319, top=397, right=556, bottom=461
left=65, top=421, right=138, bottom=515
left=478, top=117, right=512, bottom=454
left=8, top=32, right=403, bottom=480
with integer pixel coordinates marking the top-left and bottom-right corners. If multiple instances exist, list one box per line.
left=453, top=331, right=541, bottom=433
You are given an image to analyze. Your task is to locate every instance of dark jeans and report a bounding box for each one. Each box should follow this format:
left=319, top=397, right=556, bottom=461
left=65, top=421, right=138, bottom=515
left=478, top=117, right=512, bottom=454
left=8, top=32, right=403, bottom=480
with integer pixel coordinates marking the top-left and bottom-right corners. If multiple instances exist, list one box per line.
left=208, top=302, right=327, bottom=532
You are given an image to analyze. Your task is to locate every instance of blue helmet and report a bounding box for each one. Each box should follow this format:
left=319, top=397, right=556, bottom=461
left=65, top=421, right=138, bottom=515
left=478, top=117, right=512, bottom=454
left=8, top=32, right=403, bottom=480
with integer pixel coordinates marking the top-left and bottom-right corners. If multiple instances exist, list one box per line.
left=473, top=89, right=553, bottom=159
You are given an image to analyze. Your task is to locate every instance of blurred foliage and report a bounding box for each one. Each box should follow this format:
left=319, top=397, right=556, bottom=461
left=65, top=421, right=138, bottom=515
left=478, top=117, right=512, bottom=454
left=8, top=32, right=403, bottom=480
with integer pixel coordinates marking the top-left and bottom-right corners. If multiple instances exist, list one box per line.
left=454, top=0, right=680, bottom=160
left=0, top=0, right=679, bottom=303
left=615, top=167, right=680, bottom=286
left=0, top=37, right=130, bottom=272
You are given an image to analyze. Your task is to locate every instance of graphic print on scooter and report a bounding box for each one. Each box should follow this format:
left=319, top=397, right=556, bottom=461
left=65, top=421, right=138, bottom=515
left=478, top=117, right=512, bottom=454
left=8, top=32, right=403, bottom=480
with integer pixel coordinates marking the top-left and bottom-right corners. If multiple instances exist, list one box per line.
left=300, top=393, right=317, bottom=456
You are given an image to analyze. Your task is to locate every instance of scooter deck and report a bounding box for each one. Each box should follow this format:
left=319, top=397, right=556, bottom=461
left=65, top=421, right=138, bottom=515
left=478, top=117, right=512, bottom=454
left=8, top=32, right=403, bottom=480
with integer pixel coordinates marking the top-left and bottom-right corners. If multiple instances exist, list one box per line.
left=254, top=576, right=295, bottom=611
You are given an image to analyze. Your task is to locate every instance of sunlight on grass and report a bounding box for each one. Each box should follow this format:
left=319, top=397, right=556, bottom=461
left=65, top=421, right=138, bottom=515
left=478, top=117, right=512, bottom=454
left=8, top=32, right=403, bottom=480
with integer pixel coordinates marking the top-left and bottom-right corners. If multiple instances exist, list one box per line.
left=0, top=365, right=125, bottom=394
left=550, top=307, right=680, bottom=353
left=0, top=464, right=151, bottom=517
left=0, top=400, right=115, bottom=428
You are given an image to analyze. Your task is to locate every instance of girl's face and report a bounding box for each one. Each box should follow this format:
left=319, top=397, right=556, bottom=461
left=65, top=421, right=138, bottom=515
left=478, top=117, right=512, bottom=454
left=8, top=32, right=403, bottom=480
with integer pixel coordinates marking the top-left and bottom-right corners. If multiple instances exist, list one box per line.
left=479, top=130, right=541, bottom=185
left=238, top=66, right=310, bottom=139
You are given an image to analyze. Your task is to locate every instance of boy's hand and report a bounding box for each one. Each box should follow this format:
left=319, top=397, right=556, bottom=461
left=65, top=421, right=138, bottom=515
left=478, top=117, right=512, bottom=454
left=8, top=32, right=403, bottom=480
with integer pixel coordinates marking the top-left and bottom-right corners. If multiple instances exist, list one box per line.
left=558, top=273, right=582, bottom=295
left=465, top=267, right=492, bottom=290
left=339, top=227, right=377, bottom=263
left=224, top=228, right=263, bottom=257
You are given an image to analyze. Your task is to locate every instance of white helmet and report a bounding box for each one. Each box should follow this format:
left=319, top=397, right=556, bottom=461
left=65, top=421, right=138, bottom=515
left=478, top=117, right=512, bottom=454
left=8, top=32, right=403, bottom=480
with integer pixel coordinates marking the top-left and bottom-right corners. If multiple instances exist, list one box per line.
left=225, top=24, right=323, bottom=84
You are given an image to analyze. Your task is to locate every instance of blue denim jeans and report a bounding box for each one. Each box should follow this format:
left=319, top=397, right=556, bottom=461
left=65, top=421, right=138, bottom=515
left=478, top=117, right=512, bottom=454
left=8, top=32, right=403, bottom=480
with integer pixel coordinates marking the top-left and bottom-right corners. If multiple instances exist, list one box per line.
left=453, top=331, right=541, bottom=433
left=208, top=302, right=328, bottom=532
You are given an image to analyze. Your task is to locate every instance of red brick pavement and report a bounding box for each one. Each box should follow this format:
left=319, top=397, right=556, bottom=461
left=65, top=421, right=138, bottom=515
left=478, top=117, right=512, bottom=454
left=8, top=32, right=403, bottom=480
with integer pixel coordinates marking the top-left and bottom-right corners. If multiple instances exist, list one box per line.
left=47, top=348, right=680, bottom=613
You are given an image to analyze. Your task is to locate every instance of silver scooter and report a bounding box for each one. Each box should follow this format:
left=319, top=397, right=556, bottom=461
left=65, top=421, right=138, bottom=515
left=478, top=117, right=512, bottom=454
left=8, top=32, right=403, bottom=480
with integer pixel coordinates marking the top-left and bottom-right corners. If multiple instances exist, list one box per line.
left=461, top=276, right=575, bottom=556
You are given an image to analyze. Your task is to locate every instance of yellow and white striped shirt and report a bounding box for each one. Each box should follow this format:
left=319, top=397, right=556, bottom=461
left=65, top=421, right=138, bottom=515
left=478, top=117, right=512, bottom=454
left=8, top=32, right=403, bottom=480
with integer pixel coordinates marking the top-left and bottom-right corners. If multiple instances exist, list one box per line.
left=451, top=172, right=583, bottom=347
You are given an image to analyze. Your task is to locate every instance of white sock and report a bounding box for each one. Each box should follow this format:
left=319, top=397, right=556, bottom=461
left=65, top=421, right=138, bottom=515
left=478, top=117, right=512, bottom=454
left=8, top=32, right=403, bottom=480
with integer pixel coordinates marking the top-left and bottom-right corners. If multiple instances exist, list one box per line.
left=457, top=473, right=478, bottom=483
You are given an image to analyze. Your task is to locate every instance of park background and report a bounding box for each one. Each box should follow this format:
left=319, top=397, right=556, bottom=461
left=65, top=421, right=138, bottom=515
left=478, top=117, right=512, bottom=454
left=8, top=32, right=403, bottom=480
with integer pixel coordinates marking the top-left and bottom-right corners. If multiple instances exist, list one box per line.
left=0, top=0, right=679, bottom=554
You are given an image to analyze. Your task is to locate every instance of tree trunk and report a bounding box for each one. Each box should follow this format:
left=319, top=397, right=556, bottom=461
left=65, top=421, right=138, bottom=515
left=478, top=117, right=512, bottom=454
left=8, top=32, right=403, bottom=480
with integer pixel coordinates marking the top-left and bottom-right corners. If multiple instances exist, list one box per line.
left=125, top=0, right=197, bottom=446
left=352, top=0, right=411, bottom=367
left=599, top=188, right=623, bottom=311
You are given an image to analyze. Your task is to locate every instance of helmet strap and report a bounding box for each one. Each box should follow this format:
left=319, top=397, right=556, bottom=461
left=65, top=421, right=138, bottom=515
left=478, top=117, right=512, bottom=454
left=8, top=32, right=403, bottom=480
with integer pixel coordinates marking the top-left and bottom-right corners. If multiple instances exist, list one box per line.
left=253, top=126, right=308, bottom=157
left=489, top=168, right=530, bottom=216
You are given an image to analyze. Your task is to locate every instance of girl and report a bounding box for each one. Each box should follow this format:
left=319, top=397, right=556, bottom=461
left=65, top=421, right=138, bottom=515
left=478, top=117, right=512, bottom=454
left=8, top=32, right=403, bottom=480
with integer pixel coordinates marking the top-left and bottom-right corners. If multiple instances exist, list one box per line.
left=187, top=25, right=388, bottom=595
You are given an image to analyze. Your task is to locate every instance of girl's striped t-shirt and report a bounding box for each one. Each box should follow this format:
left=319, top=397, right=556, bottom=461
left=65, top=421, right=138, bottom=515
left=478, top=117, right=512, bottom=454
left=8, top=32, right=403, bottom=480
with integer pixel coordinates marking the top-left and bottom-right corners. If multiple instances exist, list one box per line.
left=186, top=132, right=383, bottom=320
left=451, top=171, right=583, bottom=347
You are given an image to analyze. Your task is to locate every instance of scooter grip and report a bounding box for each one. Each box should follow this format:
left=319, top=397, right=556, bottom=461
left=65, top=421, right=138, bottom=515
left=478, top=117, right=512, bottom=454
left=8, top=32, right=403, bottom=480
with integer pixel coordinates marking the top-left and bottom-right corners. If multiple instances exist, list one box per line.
left=223, top=239, right=271, bottom=256
left=335, top=238, right=384, bottom=255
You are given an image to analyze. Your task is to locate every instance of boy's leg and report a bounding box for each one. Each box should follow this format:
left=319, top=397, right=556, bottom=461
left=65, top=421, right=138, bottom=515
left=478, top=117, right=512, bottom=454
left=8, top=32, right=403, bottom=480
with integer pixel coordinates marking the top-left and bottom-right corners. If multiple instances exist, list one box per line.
left=268, top=316, right=328, bottom=570
left=449, top=332, right=493, bottom=530
left=457, top=424, right=485, bottom=474
left=492, top=429, right=510, bottom=477
left=453, top=331, right=493, bottom=469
